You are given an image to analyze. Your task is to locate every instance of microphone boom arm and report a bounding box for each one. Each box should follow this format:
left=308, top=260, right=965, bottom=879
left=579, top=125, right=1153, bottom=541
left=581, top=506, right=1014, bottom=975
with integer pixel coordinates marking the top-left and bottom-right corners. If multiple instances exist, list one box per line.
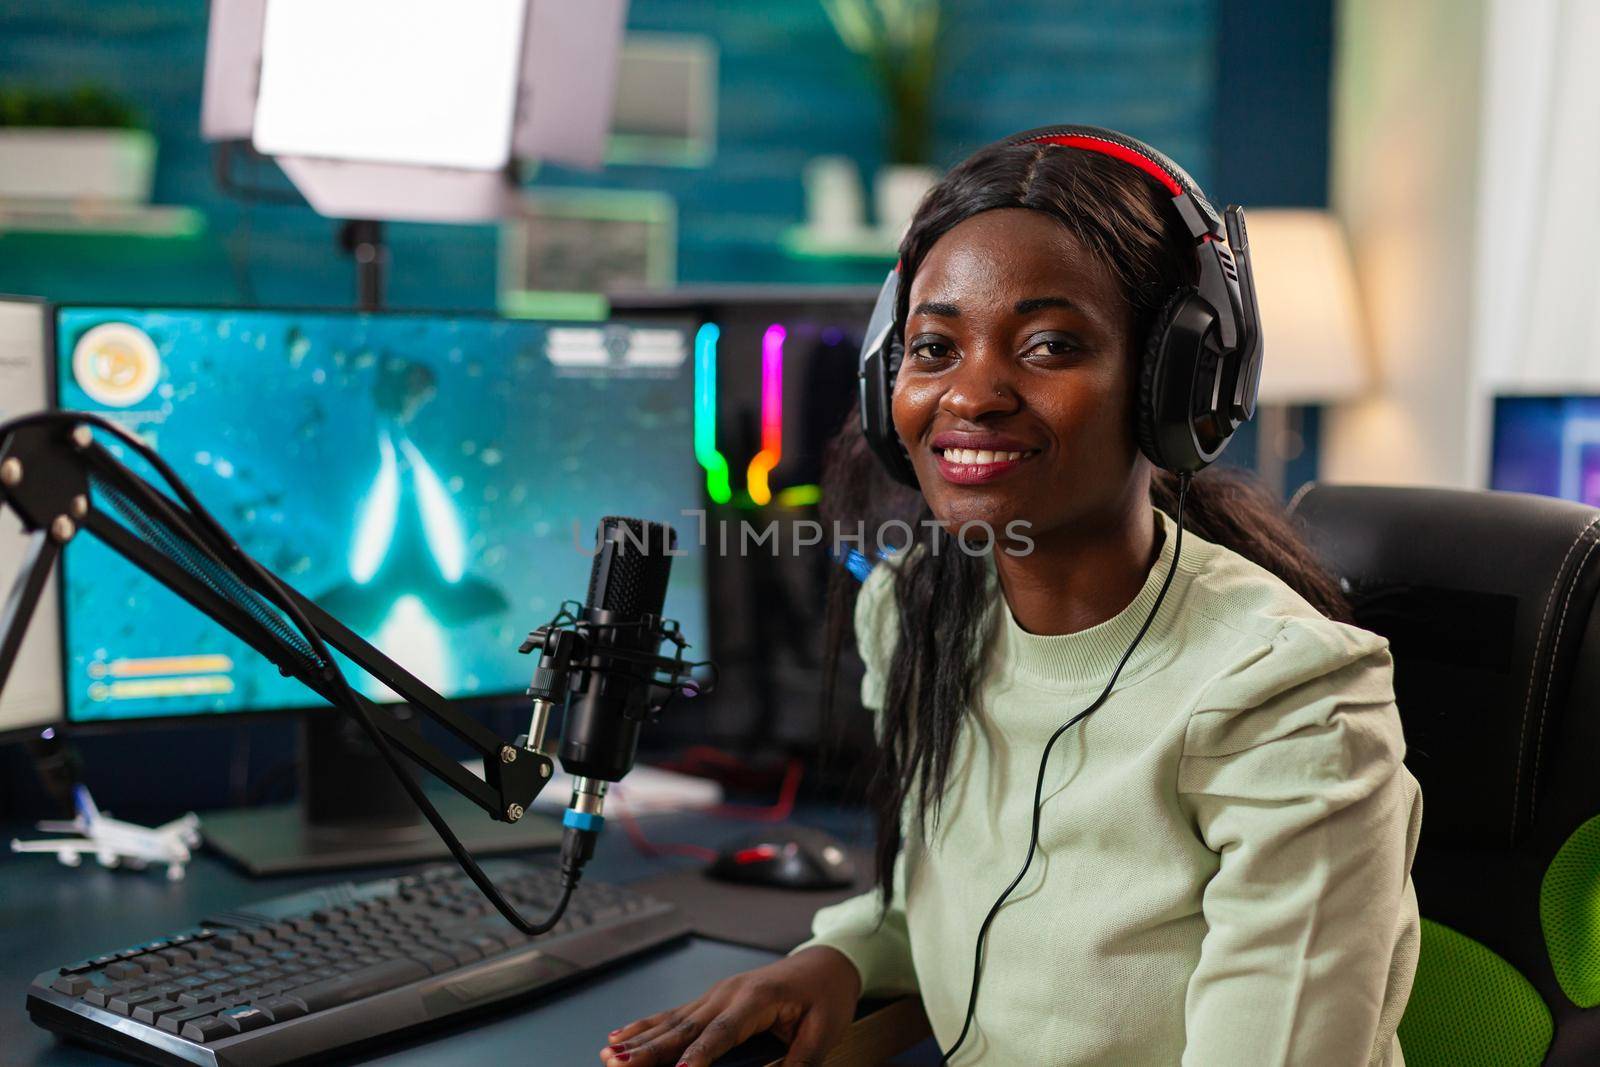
left=0, top=418, right=554, bottom=827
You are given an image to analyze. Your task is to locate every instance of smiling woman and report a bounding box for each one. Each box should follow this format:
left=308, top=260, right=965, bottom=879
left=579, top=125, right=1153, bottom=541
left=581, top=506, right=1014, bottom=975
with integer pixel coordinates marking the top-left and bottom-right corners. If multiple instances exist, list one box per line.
left=599, top=132, right=1422, bottom=1067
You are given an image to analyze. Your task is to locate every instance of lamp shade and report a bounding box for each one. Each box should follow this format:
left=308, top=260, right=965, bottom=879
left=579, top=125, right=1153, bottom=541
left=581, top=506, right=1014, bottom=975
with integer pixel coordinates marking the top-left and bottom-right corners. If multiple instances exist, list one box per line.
left=1246, top=209, right=1370, bottom=404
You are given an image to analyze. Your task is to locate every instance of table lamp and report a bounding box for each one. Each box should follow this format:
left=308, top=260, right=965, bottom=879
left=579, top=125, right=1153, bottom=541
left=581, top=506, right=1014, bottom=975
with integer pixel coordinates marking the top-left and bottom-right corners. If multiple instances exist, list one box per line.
left=1244, top=208, right=1372, bottom=495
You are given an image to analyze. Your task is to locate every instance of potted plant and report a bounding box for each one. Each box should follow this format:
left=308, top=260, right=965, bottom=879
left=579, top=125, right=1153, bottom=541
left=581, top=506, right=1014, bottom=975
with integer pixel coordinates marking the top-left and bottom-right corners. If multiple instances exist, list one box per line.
left=822, top=0, right=941, bottom=238
left=0, top=85, right=156, bottom=204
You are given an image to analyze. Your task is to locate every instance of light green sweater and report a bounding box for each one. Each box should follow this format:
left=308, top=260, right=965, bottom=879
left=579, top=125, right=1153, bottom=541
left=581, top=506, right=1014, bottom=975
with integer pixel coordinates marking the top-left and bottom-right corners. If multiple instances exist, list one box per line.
left=797, top=509, right=1422, bottom=1066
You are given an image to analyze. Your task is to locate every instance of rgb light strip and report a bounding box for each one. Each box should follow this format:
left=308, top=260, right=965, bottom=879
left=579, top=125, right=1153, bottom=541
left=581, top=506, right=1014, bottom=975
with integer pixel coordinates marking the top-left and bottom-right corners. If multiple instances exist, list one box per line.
left=745, top=324, right=786, bottom=505
left=693, top=323, right=732, bottom=504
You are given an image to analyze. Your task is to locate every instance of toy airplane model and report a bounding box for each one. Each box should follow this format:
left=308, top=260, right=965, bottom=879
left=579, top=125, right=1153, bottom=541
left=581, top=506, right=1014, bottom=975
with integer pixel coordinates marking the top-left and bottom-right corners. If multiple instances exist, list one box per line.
left=9, top=785, right=201, bottom=881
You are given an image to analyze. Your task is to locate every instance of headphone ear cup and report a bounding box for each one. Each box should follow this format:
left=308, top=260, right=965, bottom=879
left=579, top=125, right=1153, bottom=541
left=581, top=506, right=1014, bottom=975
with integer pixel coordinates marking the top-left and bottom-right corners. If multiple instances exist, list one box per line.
left=1135, top=290, right=1191, bottom=471
left=880, top=333, right=919, bottom=487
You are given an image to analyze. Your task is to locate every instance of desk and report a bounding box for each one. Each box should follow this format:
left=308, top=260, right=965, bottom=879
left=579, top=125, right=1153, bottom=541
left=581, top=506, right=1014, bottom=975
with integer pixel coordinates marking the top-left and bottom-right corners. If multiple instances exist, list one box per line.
left=0, top=808, right=935, bottom=1065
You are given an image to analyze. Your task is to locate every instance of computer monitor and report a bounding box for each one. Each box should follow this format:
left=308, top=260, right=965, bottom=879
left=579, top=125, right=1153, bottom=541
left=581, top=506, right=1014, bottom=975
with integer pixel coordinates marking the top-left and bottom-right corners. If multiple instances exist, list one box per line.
left=0, top=296, right=65, bottom=743
left=1490, top=395, right=1600, bottom=507
left=51, top=305, right=705, bottom=870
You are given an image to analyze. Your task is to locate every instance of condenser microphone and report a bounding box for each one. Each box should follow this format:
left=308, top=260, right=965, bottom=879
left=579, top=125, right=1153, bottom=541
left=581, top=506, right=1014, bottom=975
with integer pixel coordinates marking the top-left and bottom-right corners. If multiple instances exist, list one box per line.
left=531, top=516, right=678, bottom=886
left=560, top=515, right=677, bottom=783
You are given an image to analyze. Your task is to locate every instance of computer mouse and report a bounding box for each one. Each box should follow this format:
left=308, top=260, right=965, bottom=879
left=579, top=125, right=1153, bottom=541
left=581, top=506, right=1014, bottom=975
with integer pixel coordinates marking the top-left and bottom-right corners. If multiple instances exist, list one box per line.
left=706, top=827, right=857, bottom=890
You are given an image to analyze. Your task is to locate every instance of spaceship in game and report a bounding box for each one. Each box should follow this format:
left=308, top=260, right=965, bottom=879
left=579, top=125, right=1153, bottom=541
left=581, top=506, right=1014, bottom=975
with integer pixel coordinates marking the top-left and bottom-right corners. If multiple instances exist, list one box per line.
left=315, top=355, right=508, bottom=639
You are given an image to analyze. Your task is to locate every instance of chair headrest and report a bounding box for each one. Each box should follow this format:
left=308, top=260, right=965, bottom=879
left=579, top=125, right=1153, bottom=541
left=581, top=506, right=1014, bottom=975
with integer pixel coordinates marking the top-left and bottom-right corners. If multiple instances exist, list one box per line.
left=1292, top=485, right=1600, bottom=849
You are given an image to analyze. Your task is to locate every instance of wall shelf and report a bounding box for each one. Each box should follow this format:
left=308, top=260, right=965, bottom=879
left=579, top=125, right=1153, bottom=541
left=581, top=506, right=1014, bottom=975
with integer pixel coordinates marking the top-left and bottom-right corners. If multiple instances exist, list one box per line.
left=780, top=225, right=898, bottom=262
left=0, top=202, right=205, bottom=239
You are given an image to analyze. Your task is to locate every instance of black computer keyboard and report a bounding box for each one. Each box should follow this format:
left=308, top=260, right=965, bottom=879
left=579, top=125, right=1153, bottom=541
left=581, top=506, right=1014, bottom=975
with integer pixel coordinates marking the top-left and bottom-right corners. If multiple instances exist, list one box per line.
left=25, top=859, right=690, bottom=1066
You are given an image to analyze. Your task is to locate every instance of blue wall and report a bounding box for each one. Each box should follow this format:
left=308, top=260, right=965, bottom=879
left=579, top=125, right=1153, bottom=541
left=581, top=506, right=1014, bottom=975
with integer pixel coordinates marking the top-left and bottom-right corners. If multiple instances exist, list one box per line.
left=0, top=0, right=1218, bottom=310
left=1213, top=0, right=1333, bottom=208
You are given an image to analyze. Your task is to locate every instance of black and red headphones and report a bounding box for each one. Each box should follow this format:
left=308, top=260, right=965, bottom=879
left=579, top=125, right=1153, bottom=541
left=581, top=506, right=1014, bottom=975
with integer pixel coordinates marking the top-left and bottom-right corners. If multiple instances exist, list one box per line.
left=858, top=124, right=1264, bottom=482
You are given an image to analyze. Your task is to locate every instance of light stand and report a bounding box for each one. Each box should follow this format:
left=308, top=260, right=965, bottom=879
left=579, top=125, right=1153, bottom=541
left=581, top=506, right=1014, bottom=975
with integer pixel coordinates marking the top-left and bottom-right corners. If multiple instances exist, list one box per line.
left=337, top=219, right=388, bottom=311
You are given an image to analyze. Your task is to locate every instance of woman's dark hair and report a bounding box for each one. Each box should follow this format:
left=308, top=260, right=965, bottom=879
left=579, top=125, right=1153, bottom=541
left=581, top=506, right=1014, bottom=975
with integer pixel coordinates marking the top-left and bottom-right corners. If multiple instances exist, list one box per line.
left=819, top=142, right=1353, bottom=903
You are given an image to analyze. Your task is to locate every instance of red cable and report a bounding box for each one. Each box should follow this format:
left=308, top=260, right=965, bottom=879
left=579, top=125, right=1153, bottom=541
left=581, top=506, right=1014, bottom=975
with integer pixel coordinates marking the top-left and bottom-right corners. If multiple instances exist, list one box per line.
left=611, top=790, right=718, bottom=863
left=709, top=757, right=804, bottom=823
left=611, top=757, right=806, bottom=861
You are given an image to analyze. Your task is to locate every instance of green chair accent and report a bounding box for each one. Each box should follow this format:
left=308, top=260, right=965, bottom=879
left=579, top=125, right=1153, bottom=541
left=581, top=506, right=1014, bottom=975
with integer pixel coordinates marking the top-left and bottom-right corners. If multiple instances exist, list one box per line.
left=1542, top=814, right=1600, bottom=1009
left=1397, top=920, right=1553, bottom=1067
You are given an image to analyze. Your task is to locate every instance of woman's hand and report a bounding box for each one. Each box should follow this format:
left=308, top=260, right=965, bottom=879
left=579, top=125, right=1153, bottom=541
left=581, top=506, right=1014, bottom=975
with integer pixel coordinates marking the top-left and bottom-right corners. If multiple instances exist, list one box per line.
left=599, top=946, right=862, bottom=1067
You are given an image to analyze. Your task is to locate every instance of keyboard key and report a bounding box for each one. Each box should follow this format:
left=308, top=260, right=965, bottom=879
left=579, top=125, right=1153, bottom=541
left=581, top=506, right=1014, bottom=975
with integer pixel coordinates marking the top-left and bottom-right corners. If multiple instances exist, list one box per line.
left=83, top=985, right=128, bottom=1008
left=220, top=1005, right=272, bottom=1033
left=132, top=998, right=182, bottom=1025
left=436, top=942, right=482, bottom=967
left=51, top=975, right=91, bottom=996
left=407, top=950, right=455, bottom=975
left=180, top=1016, right=235, bottom=1043
left=158, top=1004, right=222, bottom=1034
left=283, top=958, right=428, bottom=1013
left=59, top=960, right=95, bottom=975
left=468, top=934, right=509, bottom=956
left=108, top=992, right=158, bottom=1016
left=253, top=996, right=307, bottom=1023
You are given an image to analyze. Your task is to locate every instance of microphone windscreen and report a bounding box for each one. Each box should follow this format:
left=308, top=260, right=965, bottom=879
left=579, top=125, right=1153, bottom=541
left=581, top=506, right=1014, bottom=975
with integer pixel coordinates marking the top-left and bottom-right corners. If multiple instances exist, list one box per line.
left=586, top=517, right=676, bottom=619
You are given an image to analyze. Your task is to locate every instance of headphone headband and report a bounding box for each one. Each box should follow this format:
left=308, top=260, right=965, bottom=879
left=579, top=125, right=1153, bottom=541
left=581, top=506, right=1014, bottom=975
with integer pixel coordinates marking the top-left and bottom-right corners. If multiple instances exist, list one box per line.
left=1007, top=125, right=1224, bottom=240
left=1011, top=130, right=1184, bottom=195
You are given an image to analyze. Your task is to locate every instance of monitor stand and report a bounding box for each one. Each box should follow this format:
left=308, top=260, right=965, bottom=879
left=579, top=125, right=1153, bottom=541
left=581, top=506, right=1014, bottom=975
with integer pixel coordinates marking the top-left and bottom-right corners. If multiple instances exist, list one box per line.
left=202, top=707, right=562, bottom=876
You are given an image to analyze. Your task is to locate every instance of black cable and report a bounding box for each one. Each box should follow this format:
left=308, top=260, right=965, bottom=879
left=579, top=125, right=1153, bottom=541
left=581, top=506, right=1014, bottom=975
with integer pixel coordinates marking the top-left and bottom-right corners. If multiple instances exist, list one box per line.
left=0, top=411, right=577, bottom=935
left=941, top=472, right=1193, bottom=1064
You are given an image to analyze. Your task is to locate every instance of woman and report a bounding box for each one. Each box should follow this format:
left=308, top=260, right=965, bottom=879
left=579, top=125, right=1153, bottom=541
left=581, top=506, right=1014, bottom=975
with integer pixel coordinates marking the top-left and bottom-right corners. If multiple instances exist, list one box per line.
left=601, top=131, right=1422, bottom=1066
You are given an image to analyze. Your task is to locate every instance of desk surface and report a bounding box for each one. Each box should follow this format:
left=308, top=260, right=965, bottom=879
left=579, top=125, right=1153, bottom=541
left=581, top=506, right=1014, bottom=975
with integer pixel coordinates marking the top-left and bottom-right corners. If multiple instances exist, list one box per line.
left=1, top=806, right=930, bottom=1066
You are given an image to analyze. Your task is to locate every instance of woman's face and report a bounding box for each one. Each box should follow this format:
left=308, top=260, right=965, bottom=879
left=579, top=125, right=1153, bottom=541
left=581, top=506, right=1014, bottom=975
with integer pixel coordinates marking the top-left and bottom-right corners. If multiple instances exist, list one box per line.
left=891, top=207, right=1143, bottom=545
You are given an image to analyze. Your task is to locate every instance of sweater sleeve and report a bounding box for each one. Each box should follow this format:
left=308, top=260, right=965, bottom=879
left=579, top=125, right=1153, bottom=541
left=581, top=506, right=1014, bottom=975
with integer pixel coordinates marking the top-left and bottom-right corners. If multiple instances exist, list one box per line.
left=1178, top=618, right=1422, bottom=1067
left=791, top=563, right=920, bottom=996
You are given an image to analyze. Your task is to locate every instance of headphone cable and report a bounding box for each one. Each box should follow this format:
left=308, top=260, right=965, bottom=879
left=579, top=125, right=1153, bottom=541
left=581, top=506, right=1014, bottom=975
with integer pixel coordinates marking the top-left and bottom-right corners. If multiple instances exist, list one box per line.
left=941, top=472, right=1192, bottom=1064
